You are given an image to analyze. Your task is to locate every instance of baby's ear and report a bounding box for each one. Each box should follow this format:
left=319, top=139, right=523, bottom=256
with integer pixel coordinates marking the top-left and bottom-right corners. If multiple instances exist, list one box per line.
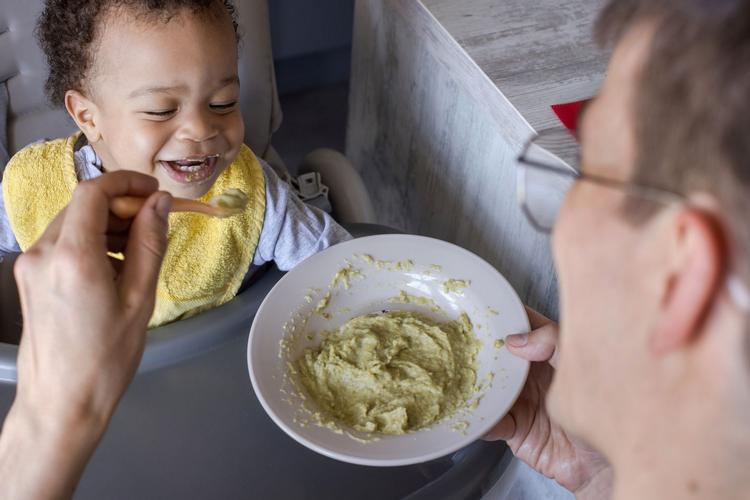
left=65, top=90, right=102, bottom=142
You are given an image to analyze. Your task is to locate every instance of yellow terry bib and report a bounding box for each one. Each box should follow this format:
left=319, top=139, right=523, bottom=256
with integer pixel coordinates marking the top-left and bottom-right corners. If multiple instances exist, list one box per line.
left=3, top=132, right=266, bottom=329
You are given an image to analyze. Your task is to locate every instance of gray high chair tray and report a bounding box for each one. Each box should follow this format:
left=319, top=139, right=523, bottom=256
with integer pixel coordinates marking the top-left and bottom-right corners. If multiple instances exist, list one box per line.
left=0, top=224, right=519, bottom=499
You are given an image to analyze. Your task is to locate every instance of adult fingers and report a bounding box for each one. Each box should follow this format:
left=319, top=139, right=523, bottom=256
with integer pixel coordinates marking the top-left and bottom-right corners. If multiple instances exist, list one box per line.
left=107, top=215, right=134, bottom=253
left=109, top=254, right=125, bottom=276
left=505, top=321, right=561, bottom=369
left=107, top=234, right=129, bottom=254
left=58, top=172, right=159, bottom=254
left=483, top=413, right=516, bottom=442
left=14, top=205, right=69, bottom=315
left=118, top=191, right=172, bottom=315
left=107, top=213, right=132, bottom=234
left=525, top=306, right=554, bottom=330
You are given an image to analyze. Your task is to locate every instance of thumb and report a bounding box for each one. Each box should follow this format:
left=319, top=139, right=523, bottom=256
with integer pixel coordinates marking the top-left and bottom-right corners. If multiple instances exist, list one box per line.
left=483, top=412, right=516, bottom=442
left=505, top=321, right=561, bottom=368
left=118, top=192, right=172, bottom=315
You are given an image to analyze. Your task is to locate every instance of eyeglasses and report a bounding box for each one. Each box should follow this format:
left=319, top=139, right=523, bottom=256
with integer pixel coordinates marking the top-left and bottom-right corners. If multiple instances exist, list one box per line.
left=516, top=128, right=685, bottom=233
left=515, top=128, right=750, bottom=312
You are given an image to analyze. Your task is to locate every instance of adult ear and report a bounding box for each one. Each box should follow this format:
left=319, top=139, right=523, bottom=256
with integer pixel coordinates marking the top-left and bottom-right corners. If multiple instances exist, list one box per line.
left=651, top=209, right=724, bottom=354
left=65, top=90, right=102, bottom=143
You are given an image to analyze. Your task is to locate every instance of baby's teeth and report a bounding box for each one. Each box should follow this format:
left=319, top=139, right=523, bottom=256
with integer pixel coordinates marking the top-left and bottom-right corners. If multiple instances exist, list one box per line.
left=176, top=161, right=207, bottom=172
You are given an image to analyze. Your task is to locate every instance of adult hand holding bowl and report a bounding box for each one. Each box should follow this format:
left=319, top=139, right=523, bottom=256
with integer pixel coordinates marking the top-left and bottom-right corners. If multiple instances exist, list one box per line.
left=248, top=235, right=530, bottom=466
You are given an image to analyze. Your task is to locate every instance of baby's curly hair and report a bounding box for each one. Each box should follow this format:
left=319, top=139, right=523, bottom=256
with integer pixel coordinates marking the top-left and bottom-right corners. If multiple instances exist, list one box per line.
left=35, top=0, right=242, bottom=108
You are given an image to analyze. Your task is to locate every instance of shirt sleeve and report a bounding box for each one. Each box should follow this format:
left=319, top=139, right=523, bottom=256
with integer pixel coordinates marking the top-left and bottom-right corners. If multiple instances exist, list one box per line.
left=0, top=182, right=22, bottom=261
left=253, top=160, right=352, bottom=271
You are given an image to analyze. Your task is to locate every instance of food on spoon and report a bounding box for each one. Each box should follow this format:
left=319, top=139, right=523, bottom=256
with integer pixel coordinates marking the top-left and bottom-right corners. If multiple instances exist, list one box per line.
left=207, top=188, right=250, bottom=215
left=111, top=189, right=249, bottom=219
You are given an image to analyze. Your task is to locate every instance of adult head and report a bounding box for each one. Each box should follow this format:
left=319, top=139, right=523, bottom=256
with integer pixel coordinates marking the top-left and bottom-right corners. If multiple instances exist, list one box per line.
left=550, top=0, right=750, bottom=495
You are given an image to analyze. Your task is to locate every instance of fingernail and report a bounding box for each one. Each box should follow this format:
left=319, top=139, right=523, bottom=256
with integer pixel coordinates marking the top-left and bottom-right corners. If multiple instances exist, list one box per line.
left=506, top=333, right=528, bottom=347
left=155, top=193, right=173, bottom=221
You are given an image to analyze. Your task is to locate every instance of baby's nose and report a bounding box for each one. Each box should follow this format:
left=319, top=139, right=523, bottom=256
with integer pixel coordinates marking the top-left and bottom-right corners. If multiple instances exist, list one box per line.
left=177, top=109, right=219, bottom=142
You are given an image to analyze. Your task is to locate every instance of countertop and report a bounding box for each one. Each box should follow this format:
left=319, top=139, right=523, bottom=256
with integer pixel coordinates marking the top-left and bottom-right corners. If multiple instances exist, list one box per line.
left=385, top=0, right=609, bottom=150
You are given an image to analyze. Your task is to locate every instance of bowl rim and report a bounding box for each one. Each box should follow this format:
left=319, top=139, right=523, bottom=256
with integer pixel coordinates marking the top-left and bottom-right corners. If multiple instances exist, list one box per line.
left=247, top=234, right=531, bottom=466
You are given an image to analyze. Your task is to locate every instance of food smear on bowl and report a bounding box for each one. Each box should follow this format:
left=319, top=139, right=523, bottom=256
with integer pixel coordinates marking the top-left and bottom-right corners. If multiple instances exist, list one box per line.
left=355, top=254, right=375, bottom=264
left=330, top=261, right=363, bottom=289
left=296, top=311, right=482, bottom=435
left=370, top=258, right=414, bottom=272
left=443, top=278, right=470, bottom=294
left=387, top=290, right=445, bottom=315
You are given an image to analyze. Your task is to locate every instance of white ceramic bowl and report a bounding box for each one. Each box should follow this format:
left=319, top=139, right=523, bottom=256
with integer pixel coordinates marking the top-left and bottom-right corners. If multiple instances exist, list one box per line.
left=248, top=235, right=530, bottom=466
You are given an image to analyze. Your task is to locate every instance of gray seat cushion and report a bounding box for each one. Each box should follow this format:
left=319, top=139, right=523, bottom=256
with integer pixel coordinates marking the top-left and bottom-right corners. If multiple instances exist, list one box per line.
left=0, top=81, right=9, bottom=176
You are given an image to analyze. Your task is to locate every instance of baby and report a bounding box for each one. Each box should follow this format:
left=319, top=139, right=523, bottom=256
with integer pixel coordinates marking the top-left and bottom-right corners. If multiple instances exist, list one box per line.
left=0, top=0, right=351, bottom=328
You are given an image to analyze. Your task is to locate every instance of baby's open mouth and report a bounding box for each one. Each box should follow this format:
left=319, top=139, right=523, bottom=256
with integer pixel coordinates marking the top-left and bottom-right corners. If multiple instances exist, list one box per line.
left=160, top=155, right=220, bottom=184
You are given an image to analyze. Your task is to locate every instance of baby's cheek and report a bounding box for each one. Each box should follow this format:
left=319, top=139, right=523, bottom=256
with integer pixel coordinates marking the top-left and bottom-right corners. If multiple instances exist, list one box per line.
left=226, top=112, right=245, bottom=149
left=124, top=127, right=168, bottom=172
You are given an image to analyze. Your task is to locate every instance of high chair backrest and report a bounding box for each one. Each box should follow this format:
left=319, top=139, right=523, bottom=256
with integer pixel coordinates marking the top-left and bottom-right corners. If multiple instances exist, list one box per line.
left=0, top=0, right=282, bottom=160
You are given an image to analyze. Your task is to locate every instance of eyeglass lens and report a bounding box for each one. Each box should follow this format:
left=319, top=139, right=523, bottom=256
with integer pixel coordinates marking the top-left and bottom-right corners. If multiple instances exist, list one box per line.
left=520, top=132, right=580, bottom=231
left=521, top=162, right=576, bottom=230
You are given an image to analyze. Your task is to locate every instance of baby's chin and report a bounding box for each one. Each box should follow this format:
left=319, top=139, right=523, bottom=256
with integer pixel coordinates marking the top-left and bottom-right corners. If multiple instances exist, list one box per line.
left=160, top=182, right=214, bottom=200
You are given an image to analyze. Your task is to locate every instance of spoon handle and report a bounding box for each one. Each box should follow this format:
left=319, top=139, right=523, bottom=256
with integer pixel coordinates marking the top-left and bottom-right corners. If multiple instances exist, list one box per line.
left=111, top=196, right=228, bottom=219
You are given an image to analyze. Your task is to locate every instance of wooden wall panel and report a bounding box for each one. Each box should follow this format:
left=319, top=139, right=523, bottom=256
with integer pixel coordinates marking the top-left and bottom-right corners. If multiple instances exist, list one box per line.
left=347, top=0, right=560, bottom=318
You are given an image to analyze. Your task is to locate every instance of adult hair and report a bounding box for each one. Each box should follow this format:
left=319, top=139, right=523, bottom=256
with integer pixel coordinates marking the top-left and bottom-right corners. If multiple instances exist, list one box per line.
left=595, top=0, right=750, bottom=364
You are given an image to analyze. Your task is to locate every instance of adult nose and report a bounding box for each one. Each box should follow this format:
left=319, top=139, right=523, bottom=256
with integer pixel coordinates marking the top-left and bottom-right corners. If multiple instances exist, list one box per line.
left=176, top=108, right=219, bottom=143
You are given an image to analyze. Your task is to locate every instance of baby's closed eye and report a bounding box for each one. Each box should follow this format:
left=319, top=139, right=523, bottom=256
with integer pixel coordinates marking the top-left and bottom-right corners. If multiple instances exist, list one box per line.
left=210, top=101, right=238, bottom=112
left=144, top=109, right=176, bottom=117
left=142, top=102, right=236, bottom=118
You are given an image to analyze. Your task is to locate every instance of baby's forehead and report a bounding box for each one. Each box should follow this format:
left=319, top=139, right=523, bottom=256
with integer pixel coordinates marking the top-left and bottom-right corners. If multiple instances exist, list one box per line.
left=98, top=3, right=231, bottom=38
left=90, top=4, right=238, bottom=79
left=92, top=3, right=235, bottom=53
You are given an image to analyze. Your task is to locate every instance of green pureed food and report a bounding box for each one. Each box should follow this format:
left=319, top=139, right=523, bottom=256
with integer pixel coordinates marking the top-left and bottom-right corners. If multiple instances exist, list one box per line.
left=296, top=310, right=482, bottom=434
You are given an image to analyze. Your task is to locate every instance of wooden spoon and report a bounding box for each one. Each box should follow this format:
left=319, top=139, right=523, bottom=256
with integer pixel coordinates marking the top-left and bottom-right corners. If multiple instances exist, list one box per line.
left=111, top=189, right=250, bottom=219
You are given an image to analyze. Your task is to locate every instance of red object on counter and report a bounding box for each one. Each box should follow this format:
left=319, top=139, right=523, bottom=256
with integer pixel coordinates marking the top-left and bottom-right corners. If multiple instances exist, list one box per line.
left=551, top=99, right=593, bottom=138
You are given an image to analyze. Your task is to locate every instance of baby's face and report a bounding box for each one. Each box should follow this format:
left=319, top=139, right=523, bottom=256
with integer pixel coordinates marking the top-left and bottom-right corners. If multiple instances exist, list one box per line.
left=81, top=7, right=244, bottom=199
